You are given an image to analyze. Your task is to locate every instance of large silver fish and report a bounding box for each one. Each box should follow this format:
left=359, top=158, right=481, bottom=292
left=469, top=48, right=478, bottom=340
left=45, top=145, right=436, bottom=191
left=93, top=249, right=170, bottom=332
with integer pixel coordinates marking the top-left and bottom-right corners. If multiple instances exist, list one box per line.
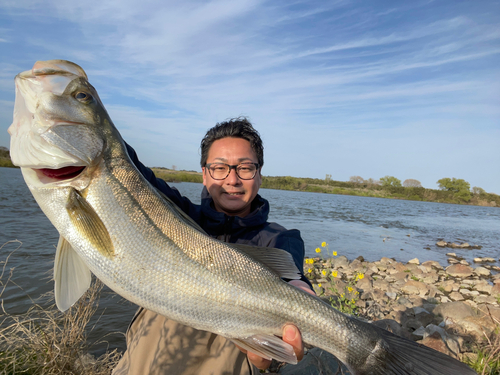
left=8, top=60, right=475, bottom=375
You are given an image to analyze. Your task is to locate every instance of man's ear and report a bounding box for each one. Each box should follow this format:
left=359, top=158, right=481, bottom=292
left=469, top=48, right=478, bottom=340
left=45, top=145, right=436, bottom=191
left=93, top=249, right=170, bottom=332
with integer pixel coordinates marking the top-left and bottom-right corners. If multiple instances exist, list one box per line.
left=257, top=168, right=263, bottom=187
left=202, top=167, right=207, bottom=186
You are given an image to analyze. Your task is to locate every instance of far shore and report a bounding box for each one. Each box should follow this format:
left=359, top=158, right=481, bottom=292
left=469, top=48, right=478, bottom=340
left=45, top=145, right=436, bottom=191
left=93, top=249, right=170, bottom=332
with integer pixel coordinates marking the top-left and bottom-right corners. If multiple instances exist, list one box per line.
left=1, top=162, right=498, bottom=207
left=150, top=167, right=499, bottom=208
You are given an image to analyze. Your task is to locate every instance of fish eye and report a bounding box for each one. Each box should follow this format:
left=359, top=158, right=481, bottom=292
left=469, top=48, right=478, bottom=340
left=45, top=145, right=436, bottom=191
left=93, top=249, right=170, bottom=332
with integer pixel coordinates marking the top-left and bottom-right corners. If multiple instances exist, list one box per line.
left=75, top=92, right=92, bottom=101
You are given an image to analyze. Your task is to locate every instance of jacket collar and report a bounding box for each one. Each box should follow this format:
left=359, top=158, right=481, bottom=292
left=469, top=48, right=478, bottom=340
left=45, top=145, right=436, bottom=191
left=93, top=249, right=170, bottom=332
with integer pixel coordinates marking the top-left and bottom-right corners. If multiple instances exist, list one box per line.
left=200, top=186, right=269, bottom=235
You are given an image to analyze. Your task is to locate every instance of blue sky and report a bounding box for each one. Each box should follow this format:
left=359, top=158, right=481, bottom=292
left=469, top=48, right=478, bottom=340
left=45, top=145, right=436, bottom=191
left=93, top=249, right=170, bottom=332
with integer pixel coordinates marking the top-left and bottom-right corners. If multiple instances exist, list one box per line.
left=1, top=0, right=499, bottom=193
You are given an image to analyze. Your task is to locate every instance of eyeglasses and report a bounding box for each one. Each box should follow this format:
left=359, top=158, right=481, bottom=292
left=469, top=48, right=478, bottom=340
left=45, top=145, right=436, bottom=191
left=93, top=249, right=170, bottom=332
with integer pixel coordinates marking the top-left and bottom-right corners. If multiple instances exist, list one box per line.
left=205, top=163, right=259, bottom=180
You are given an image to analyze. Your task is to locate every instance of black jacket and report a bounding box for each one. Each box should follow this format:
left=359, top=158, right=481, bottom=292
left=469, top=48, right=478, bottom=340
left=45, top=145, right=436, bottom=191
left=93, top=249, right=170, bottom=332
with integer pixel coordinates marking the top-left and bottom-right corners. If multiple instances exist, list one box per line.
left=126, top=144, right=310, bottom=286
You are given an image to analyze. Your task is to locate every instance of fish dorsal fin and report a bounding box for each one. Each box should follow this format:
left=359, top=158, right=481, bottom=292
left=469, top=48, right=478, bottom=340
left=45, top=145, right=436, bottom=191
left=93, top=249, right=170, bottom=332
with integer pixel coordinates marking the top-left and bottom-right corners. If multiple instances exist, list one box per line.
left=231, top=335, right=297, bottom=364
left=155, top=189, right=206, bottom=234
left=231, top=243, right=301, bottom=280
left=54, top=236, right=92, bottom=312
left=66, top=188, right=114, bottom=257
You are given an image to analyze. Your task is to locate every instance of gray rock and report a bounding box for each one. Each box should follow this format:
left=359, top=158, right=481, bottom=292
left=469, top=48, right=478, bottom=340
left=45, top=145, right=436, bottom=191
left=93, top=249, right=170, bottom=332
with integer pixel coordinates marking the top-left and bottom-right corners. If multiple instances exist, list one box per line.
left=386, top=292, right=397, bottom=300
left=449, top=291, right=464, bottom=301
left=421, top=260, right=443, bottom=271
left=332, top=255, right=349, bottom=269
left=397, top=297, right=413, bottom=308
left=474, top=257, right=496, bottom=263
left=418, top=331, right=457, bottom=358
left=412, top=307, right=434, bottom=327
left=277, top=347, right=348, bottom=375
left=408, top=258, right=420, bottom=265
left=422, top=324, right=461, bottom=356
left=372, top=279, right=389, bottom=290
left=371, top=319, right=411, bottom=339
left=433, top=301, right=476, bottom=321
left=491, top=283, right=500, bottom=297
left=474, top=283, right=493, bottom=294
left=401, top=280, right=429, bottom=296
left=474, top=266, right=491, bottom=277
left=446, top=264, right=473, bottom=278
left=421, top=274, right=439, bottom=284
left=442, top=284, right=454, bottom=293
left=475, top=295, right=498, bottom=305
left=356, top=277, right=373, bottom=293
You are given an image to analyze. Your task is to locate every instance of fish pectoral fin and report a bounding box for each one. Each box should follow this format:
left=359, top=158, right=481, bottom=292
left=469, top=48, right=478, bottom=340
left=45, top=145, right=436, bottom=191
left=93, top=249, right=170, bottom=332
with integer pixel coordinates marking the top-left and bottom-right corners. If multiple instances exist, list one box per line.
left=231, top=334, right=298, bottom=365
left=66, top=188, right=114, bottom=257
left=54, top=236, right=92, bottom=312
left=231, top=244, right=301, bottom=280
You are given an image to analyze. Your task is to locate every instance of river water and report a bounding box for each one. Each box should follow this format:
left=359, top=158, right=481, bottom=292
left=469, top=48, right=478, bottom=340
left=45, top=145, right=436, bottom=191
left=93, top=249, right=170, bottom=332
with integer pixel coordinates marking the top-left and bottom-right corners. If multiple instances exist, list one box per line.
left=0, top=166, right=498, bottom=354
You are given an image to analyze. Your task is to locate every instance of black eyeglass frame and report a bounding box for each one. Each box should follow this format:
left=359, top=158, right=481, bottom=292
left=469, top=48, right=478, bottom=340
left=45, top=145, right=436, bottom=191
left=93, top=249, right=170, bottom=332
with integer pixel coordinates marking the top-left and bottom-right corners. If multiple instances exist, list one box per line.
left=205, top=162, right=260, bottom=180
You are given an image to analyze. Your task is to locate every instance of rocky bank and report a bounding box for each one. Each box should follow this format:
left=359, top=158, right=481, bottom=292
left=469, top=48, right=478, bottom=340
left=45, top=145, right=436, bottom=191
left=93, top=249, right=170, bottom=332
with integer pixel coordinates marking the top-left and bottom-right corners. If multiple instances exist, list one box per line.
left=304, top=254, right=500, bottom=365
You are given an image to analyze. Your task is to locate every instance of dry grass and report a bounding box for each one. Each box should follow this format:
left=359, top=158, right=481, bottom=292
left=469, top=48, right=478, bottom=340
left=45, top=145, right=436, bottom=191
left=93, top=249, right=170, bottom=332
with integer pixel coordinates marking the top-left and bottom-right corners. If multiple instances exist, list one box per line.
left=463, top=308, right=500, bottom=375
left=0, top=241, right=121, bottom=374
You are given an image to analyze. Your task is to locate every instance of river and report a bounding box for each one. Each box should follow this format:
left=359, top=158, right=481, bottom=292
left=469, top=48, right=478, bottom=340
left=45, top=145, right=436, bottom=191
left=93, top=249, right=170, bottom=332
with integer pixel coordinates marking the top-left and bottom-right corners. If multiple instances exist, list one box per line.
left=0, top=166, right=498, bottom=354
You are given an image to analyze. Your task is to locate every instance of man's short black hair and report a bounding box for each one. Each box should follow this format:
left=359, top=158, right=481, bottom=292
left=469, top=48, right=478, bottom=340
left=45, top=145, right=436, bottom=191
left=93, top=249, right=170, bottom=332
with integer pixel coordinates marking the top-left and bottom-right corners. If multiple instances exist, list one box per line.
left=200, top=117, right=264, bottom=168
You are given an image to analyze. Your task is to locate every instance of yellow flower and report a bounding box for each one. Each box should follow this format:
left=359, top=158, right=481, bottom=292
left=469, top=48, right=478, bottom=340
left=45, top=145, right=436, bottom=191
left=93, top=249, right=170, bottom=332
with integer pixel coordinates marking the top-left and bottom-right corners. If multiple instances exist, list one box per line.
left=332, top=251, right=337, bottom=257
left=321, top=242, right=327, bottom=247
left=357, top=273, right=365, bottom=280
left=331, top=270, right=338, bottom=278
left=318, top=283, right=322, bottom=288
left=348, top=286, right=353, bottom=292
left=340, top=293, right=344, bottom=298
left=321, top=270, right=327, bottom=276
left=307, top=268, right=313, bottom=273
left=315, top=248, right=321, bottom=253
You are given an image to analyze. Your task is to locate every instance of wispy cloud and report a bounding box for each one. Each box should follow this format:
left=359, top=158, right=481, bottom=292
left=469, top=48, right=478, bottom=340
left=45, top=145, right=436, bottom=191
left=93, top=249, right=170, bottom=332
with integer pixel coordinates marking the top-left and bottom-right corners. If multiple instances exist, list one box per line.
left=0, top=0, right=499, bottom=192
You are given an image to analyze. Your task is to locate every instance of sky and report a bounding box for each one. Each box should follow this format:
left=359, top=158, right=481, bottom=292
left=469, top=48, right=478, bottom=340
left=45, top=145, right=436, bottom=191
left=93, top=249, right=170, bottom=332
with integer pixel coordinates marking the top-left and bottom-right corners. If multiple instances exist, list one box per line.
left=0, top=0, right=499, bottom=193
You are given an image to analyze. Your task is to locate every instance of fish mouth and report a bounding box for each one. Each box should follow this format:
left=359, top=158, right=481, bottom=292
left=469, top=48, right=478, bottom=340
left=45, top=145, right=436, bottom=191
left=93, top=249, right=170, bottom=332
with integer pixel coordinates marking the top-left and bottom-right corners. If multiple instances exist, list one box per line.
left=37, top=166, right=86, bottom=181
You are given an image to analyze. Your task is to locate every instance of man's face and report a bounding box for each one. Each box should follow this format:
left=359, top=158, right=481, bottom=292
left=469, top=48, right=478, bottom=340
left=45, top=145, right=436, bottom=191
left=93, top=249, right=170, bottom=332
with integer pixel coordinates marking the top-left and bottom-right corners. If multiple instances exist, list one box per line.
left=202, top=137, right=262, bottom=217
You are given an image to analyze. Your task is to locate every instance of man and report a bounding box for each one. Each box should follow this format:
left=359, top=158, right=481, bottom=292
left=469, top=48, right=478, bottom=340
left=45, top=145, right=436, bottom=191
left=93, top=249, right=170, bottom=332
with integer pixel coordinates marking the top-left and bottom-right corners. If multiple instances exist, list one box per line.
left=113, top=118, right=313, bottom=374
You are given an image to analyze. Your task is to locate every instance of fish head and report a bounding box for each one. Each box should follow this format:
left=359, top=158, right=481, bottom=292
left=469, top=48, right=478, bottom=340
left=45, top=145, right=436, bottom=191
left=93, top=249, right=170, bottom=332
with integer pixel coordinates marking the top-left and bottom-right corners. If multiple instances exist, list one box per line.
left=8, top=60, right=119, bottom=189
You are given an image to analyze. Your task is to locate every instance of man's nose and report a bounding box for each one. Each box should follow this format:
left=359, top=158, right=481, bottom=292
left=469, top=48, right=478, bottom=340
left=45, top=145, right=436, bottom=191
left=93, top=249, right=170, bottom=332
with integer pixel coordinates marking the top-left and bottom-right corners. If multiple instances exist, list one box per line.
left=225, top=167, right=241, bottom=184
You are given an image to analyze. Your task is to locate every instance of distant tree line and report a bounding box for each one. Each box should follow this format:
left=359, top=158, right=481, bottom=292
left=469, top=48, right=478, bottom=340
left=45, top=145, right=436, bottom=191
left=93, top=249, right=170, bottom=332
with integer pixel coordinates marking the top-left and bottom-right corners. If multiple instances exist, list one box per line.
left=0, top=146, right=497, bottom=207
left=343, top=175, right=497, bottom=206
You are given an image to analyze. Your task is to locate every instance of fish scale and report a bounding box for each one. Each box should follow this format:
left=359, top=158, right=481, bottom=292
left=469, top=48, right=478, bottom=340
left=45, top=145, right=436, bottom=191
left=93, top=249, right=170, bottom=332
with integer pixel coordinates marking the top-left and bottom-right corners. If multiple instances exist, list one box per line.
left=8, top=59, right=476, bottom=375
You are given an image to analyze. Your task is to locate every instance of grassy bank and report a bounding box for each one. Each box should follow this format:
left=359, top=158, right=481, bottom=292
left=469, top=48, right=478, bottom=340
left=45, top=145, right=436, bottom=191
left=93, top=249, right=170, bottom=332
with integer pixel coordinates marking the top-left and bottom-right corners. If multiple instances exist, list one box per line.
left=0, top=242, right=121, bottom=374
left=150, top=168, right=499, bottom=207
left=1, top=150, right=496, bottom=206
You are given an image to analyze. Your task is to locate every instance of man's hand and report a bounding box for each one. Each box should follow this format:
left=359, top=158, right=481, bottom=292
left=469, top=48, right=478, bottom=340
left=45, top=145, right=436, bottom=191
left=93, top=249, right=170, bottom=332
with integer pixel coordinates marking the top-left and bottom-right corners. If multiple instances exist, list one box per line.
left=245, top=324, right=304, bottom=370
left=240, top=280, right=316, bottom=370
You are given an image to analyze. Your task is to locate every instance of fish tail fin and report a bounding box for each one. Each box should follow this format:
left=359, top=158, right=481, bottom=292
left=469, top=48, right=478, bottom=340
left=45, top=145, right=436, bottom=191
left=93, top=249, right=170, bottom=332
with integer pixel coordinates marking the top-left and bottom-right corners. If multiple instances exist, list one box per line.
left=362, top=326, right=477, bottom=375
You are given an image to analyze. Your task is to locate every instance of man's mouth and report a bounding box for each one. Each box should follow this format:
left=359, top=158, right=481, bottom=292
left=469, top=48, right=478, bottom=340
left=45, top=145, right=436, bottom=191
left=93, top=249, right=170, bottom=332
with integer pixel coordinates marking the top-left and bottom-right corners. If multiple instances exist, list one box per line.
left=37, top=166, right=86, bottom=180
left=224, top=191, right=244, bottom=196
